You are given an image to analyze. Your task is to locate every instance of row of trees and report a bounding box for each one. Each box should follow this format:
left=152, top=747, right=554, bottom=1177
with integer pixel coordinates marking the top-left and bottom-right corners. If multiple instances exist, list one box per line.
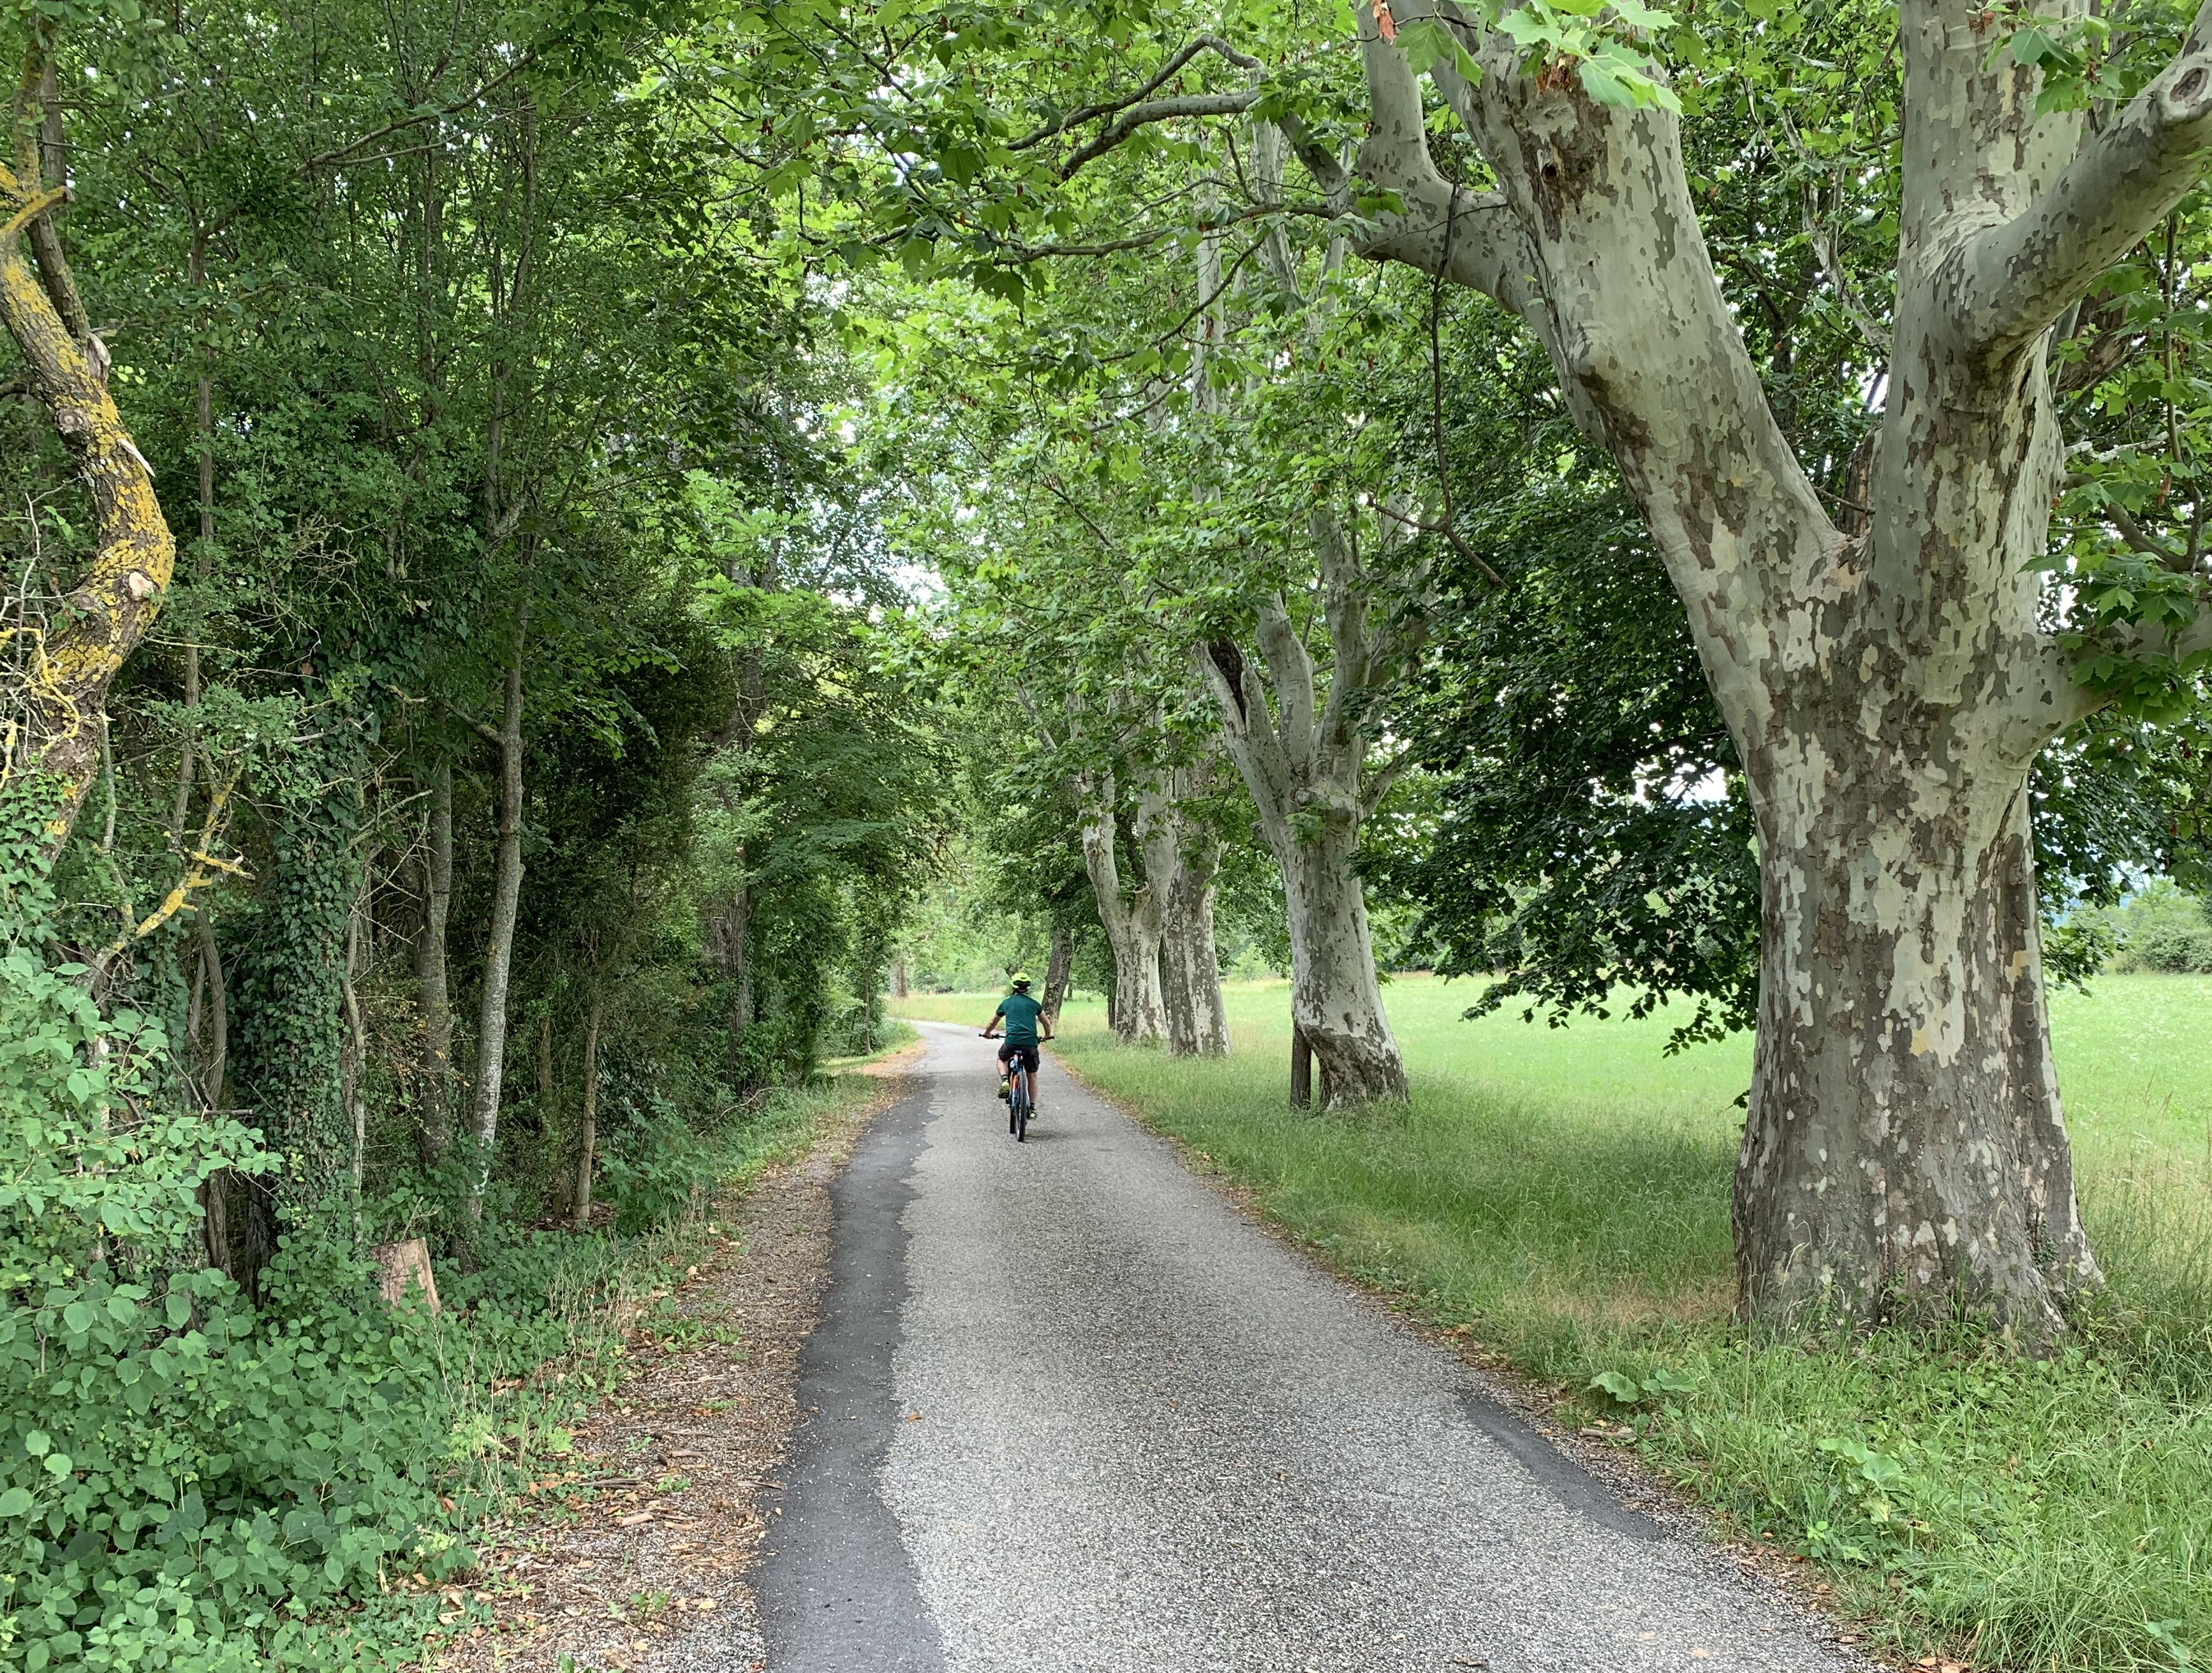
left=822, top=0, right=2212, bottom=1338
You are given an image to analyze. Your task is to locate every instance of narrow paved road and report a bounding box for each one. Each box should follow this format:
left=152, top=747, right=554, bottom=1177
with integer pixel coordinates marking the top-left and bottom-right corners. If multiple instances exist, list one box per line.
left=754, top=1023, right=1859, bottom=1673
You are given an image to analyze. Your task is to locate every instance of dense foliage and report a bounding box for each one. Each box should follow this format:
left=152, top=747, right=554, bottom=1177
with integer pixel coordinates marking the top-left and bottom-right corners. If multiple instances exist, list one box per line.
left=0, top=2, right=950, bottom=1665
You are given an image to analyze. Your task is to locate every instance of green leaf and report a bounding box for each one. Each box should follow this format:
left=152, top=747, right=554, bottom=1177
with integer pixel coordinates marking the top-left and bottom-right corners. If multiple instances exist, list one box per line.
left=0, top=1486, right=34, bottom=1516
left=1399, top=17, right=1482, bottom=82
left=1589, top=1369, right=1642, bottom=1404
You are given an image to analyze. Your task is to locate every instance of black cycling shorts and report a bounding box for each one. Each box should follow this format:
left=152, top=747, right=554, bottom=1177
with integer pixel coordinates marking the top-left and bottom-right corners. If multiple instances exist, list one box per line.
left=996, top=1041, right=1040, bottom=1074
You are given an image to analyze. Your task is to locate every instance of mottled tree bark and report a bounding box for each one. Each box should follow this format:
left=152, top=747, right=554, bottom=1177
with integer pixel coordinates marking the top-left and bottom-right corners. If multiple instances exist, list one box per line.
left=0, top=48, right=174, bottom=860
left=1077, top=774, right=1165, bottom=1043
left=1328, top=0, right=2212, bottom=1326
left=1141, top=776, right=1230, bottom=1058
left=1197, top=514, right=1406, bottom=1102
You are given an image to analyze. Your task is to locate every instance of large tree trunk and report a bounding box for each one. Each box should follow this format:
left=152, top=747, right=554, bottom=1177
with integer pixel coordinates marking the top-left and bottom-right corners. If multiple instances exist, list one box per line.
left=1077, top=779, right=1165, bottom=1043
left=1734, top=778, right=2094, bottom=1330
left=1196, top=518, right=1408, bottom=1102
left=415, top=759, right=456, bottom=1163
left=1325, top=0, right=2212, bottom=1323
left=1279, top=832, right=1399, bottom=1100
left=464, top=640, right=526, bottom=1216
left=1142, top=785, right=1230, bottom=1058
left=1040, top=925, right=1075, bottom=1028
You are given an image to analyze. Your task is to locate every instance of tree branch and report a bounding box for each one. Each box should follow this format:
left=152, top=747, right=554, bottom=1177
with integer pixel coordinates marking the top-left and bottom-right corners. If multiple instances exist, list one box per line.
left=1957, top=33, right=2212, bottom=358
left=2107, top=502, right=2194, bottom=571
left=1061, top=91, right=1264, bottom=179
left=1010, top=34, right=1260, bottom=153
left=0, top=149, right=174, bottom=857
left=1253, top=591, right=1316, bottom=776
left=298, top=51, right=538, bottom=175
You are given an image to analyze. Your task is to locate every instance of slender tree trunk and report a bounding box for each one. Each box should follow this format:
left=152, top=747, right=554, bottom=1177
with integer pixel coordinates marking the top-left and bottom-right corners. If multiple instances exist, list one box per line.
left=1040, top=925, right=1075, bottom=1028
left=196, top=915, right=235, bottom=1278
left=890, top=955, right=909, bottom=999
left=727, top=868, right=753, bottom=1031
left=341, top=888, right=369, bottom=1220
left=572, top=986, right=603, bottom=1232
left=414, top=759, right=455, bottom=1164
left=197, top=913, right=227, bottom=1107
left=536, top=1010, right=554, bottom=1107
left=464, top=638, right=527, bottom=1216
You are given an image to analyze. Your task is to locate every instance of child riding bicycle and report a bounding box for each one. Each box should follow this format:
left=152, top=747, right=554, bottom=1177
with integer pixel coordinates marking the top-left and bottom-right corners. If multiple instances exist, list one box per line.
left=980, top=972, right=1053, bottom=1117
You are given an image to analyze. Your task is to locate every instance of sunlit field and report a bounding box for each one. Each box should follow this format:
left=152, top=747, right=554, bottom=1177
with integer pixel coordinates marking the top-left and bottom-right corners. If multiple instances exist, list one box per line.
left=897, top=975, right=2212, bottom=1670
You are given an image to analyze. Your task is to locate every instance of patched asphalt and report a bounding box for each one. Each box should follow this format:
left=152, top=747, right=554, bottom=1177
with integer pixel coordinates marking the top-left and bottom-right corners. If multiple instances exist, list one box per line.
left=754, top=1022, right=1862, bottom=1673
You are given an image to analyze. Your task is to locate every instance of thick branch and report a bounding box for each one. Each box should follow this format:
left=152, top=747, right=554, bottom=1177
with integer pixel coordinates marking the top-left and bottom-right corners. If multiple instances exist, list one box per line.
left=1194, top=639, right=1295, bottom=828
left=1959, top=40, right=2212, bottom=357
left=2107, top=503, right=2195, bottom=571
left=0, top=159, right=174, bottom=858
left=1311, top=511, right=1372, bottom=774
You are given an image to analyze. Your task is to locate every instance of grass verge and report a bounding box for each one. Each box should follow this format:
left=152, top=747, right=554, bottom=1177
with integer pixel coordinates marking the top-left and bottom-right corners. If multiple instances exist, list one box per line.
left=898, top=978, right=2212, bottom=1673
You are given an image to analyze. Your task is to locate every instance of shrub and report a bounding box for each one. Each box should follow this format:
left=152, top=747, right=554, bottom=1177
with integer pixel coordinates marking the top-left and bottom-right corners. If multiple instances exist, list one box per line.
left=0, top=797, right=766, bottom=1670
left=2108, top=880, right=2212, bottom=974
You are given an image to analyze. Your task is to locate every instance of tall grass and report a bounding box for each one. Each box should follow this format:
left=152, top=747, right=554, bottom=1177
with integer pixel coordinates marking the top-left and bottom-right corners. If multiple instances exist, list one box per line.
left=898, top=977, right=2212, bottom=1670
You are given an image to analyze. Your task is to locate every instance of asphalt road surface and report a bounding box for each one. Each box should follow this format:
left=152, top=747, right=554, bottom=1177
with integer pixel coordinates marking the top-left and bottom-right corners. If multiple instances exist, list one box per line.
left=753, top=1022, right=1859, bottom=1673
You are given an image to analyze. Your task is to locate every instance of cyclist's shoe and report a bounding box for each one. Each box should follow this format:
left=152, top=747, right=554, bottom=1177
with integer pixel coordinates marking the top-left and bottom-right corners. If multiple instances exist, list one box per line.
left=996, top=1080, right=1010, bottom=1102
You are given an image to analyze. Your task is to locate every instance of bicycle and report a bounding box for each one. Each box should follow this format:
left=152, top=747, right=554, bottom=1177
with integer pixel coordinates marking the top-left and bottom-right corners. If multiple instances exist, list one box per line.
left=980, top=1032, right=1033, bottom=1142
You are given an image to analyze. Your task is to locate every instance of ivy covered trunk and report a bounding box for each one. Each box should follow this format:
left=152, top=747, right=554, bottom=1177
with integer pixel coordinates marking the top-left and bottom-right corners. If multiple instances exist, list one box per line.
left=1338, top=0, right=2212, bottom=1322
left=231, top=742, right=362, bottom=1271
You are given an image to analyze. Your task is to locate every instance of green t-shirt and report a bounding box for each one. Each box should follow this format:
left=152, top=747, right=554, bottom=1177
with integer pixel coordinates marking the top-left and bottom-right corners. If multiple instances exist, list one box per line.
left=994, top=991, right=1045, bottom=1047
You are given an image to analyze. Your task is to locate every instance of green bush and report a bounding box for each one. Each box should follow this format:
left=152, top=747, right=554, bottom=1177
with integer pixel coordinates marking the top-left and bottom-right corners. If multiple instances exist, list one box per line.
left=2108, top=880, right=2212, bottom=974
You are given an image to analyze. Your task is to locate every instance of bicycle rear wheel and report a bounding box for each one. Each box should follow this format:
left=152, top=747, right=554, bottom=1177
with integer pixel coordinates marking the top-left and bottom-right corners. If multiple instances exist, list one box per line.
left=1011, top=1072, right=1029, bottom=1142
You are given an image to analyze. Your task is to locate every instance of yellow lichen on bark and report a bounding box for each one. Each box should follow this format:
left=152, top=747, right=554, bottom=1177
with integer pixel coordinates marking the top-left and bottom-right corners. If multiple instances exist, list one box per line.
left=0, top=155, right=177, bottom=857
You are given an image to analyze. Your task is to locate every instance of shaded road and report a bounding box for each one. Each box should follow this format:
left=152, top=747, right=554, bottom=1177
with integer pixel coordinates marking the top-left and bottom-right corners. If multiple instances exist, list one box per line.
left=754, top=1022, right=1859, bottom=1673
